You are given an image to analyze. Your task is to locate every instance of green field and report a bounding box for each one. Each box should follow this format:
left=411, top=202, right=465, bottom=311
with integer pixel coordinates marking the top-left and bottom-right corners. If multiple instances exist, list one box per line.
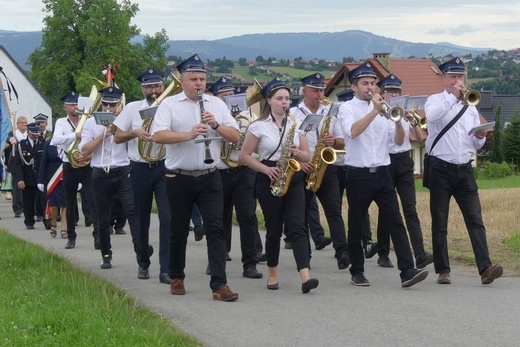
left=218, top=66, right=335, bottom=84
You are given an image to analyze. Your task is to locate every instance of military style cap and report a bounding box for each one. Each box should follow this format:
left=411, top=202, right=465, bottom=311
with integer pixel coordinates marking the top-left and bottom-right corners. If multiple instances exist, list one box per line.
left=34, top=113, right=48, bottom=123
left=27, top=122, right=40, bottom=134
left=175, top=54, right=207, bottom=74
left=377, top=74, right=402, bottom=90
left=137, top=68, right=164, bottom=85
left=234, top=86, right=247, bottom=95
left=99, top=86, right=123, bottom=103
left=60, top=91, right=79, bottom=104
left=261, top=77, right=290, bottom=99
left=301, top=73, right=326, bottom=89
left=336, top=89, right=354, bottom=102
left=438, top=57, right=466, bottom=74
left=208, top=77, right=234, bottom=95
left=348, top=62, right=377, bottom=83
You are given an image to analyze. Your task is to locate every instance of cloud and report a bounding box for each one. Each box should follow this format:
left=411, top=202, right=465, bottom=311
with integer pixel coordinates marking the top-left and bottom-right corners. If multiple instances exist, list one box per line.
left=446, top=25, right=478, bottom=36
left=426, top=28, right=447, bottom=35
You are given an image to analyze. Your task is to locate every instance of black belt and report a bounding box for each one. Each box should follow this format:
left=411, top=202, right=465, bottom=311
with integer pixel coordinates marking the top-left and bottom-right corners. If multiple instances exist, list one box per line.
left=390, top=151, right=410, bottom=159
left=92, top=166, right=129, bottom=174
left=131, top=160, right=165, bottom=168
left=167, top=167, right=217, bottom=177
left=431, top=156, right=472, bottom=170
left=219, top=166, right=245, bottom=174
left=345, top=165, right=385, bottom=174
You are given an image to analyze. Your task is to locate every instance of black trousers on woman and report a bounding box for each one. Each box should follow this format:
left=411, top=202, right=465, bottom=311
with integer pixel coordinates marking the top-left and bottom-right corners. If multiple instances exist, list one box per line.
left=257, top=161, right=310, bottom=271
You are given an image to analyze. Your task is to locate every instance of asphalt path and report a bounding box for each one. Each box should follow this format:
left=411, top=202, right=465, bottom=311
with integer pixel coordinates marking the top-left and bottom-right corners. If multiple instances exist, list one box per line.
left=1, top=197, right=518, bottom=347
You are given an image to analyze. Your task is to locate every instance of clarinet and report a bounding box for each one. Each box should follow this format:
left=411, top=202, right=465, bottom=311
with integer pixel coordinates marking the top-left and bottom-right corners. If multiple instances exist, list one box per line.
left=197, top=90, right=214, bottom=164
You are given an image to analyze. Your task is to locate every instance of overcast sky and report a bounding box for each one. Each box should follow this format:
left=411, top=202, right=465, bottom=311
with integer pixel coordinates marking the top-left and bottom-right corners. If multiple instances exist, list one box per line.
left=1, top=1, right=519, bottom=51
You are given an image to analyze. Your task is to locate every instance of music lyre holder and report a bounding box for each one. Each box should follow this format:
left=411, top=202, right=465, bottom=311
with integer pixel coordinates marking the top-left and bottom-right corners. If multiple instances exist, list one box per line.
left=299, top=113, right=322, bottom=135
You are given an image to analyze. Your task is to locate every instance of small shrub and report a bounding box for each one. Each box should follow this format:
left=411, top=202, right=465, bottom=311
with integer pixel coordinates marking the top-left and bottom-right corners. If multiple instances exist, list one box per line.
left=480, top=161, right=514, bottom=179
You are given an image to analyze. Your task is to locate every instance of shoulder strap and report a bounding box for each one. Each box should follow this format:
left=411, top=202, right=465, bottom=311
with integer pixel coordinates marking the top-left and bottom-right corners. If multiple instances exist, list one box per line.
left=429, top=104, right=468, bottom=154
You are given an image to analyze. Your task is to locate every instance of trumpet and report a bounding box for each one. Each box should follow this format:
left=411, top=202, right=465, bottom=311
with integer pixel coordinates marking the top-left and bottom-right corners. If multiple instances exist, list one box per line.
left=369, top=92, right=404, bottom=122
left=404, top=109, right=427, bottom=130
left=461, top=88, right=481, bottom=106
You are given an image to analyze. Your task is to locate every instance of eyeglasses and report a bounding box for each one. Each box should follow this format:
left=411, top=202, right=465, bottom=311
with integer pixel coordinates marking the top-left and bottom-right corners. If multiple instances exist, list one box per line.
left=102, top=102, right=118, bottom=107
left=383, top=90, right=402, bottom=96
left=142, top=84, right=163, bottom=91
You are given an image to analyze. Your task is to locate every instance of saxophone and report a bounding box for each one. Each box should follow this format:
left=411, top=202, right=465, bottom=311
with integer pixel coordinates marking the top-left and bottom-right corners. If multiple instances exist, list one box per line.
left=305, top=101, right=346, bottom=192
left=270, top=110, right=301, bottom=197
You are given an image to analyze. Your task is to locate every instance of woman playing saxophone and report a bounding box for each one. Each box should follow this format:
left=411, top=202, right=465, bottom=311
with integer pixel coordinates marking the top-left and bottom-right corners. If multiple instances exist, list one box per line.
left=240, top=77, right=319, bottom=294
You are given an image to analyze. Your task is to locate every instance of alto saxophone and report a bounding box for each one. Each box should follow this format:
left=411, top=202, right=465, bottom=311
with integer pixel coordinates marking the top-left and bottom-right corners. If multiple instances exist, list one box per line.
left=270, top=110, right=301, bottom=197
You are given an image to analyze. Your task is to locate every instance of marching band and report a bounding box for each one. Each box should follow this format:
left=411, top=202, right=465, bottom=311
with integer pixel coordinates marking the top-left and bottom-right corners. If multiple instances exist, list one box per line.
left=3, top=55, right=504, bottom=302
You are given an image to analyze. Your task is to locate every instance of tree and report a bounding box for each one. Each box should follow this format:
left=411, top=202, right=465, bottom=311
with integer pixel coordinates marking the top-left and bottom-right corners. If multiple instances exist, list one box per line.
left=28, top=0, right=169, bottom=109
left=238, top=57, right=247, bottom=66
left=503, top=115, right=520, bottom=167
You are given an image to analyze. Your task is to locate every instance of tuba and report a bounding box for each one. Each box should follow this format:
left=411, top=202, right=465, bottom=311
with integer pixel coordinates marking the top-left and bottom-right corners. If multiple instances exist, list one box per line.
left=220, top=106, right=253, bottom=168
left=270, top=110, right=301, bottom=197
left=245, top=78, right=264, bottom=107
left=137, top=73, right=182, bottom=162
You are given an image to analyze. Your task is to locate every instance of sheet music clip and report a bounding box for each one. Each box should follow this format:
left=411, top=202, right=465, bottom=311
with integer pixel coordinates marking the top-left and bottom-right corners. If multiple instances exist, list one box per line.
left=224, top=94, right=247, bottom=112
left=139, top=106, right=159, bottom=120
left=326, top=102, right=343, bottom=118
left=78, top=96, right=93, bottom=113
left=405, top=95, right=428, bottom=112
left=93, top=111, right=115, bottom=126
left=388, top=94, right=410, bottom=109
left=299, top=113, right=323, bottom=134
left=194, top=136, right=221, bottom=144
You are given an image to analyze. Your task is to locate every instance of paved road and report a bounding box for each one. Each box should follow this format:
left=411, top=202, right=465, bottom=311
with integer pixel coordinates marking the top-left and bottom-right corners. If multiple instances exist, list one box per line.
left=1, top=198, right=518, bottom=347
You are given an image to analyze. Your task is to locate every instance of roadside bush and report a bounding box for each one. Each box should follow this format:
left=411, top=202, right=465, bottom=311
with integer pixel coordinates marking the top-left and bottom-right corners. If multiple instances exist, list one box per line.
left=480, top=161, right=514, bottom=179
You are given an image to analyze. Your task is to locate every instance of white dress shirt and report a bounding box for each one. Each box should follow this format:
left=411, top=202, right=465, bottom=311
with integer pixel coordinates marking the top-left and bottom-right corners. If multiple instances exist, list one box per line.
left=338, top=97, right=395, bottom=168
left=247, top=114, right=302, bottom=161
left=51, top=116, right=78, bottom=163
left=152, top=91, right=239, bottom=171
left=425, top=90, right=485, bottom=164
left=388, top=119, right=412, bottom=154
left=78, top=117, right=130, bottom=169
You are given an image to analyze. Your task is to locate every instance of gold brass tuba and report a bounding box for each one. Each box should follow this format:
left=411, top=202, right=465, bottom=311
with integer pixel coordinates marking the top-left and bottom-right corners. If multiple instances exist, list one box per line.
left=220, top=107, right=253, bottom=168
left=137, top=73, right=182, bottom=162
left=245, top=78, right=264, bottom=107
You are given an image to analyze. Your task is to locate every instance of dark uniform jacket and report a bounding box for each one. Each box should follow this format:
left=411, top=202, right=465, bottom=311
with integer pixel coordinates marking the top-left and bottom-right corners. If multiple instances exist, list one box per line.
left=10, top=137, right=46, bottom=187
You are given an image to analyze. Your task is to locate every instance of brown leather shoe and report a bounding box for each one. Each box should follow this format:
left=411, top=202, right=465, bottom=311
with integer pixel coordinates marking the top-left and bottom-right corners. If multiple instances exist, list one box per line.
left=170, top=278, right=185, bottom=295
left=437, top=272, right=451, bottom=284
left=212, top=284, right=239, bottom=302
left=481, top=264, right=503, bottom=284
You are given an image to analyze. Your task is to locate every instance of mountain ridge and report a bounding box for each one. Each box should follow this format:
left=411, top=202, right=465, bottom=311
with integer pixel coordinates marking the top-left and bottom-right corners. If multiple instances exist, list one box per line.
left=1, top=29, right=494, bottom=70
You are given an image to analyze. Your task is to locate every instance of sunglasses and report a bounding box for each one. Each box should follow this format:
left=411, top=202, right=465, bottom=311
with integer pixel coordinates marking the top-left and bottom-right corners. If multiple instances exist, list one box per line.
left=102, top=102, right=118, bottom=107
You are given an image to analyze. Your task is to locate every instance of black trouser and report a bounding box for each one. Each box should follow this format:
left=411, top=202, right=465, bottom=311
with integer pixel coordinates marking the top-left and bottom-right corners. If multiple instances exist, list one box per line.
left=92, top=167, right=140, bottom=260
left=74, top=188, right=91, bottom=224
left=377, top=152, right=426, bottom=259
left=345, top=166, right=414, bottom=278
left=63, top=163, right=98, bottom=240
left=220, top=167, right=259, bottom=270
left=11, top=178, right=23, bottom=215
left=257, top=161, right=310, bottom=271
left=22, top=185, right=37, bottom=227
left=111, top=195, right=127, bottom=229
left=305, top=165, right=347, bottom=257
left=429, top=156, right=491, bottom=275
left=166, top=169, right=228, bottom=292
left=36, top=189, right=46, bottom=218
left=336, top=165, right=372, bottom=245
left=130, top=160, right=170, bottom=274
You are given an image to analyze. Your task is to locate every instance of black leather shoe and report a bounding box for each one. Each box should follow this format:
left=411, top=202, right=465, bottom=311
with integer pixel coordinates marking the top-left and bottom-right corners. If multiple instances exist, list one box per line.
left=138, top=267, right=150, bottom=280
left=159, top=272, right=171, bottom=284
left=364, top=241, right=379, bottom=259
left=401, top=268, right=428, bottom=288
left=267, top=282, right=279, bottom=290
left=26, top=225, right=35, bottom=230
left=194, top=226, right=205, bottom=241
left=256, top=252, right=267, bottom=263
left=377, top=255, right=394, bottom=268
left=226, top=253, right=232, bottom=261
left=284, top=241, right=293, bottom=249
left=351, top=272, right=370, bottom=286
left=301, top=278, right=319, bottom=293
left=43, top=219, right=52, bottom=230
left=243, top=266, right=263, bottom=279
left=337, top=251, right=350, bottom=270
left=36, top=215, right=43, bottom=222
left=65, top=239, right=76, bottom=249
left=315, top=237, right=332, bottom=250
left=416, top=253, right=434, bottom=269
left=14, top=213, right=21, bottom=218
left=100, top=255, right=112, bottom=269
left=115, top=228, right=127, bottom=235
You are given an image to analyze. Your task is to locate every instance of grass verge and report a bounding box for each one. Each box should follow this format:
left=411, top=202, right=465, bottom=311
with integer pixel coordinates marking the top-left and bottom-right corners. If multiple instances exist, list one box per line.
left=0, top=230, right=202, bottom=347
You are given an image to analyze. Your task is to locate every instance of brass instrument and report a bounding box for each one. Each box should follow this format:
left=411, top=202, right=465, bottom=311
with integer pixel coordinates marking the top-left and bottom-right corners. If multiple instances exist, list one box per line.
left=220, top=106, right=253, bottom=168
left=100, top=103, right=124, bottom=173
left=137, top=73, right=182, bottom=162
left=245, top=78, right=264, bottom=107
left=270, top=110, right=301, bottom=197
left=197, top=90, right=214, bottom=164
left=461, top=88, right=481, bottom=106
left=67, top=85, right=103, bottom=168
left=380, top=100, right=404, bottom=122
left=404, top=109, right=427, bottom=130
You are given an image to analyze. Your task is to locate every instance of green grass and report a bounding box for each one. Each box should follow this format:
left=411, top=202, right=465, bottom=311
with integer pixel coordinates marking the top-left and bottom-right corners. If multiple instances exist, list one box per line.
left=226, top=66, right=333, bottom=84
left=0, top=230, right=202, bottom=347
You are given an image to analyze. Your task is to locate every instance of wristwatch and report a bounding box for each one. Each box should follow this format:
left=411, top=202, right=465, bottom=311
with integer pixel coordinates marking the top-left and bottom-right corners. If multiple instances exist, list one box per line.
left=212, top=122, right=220, bottom=130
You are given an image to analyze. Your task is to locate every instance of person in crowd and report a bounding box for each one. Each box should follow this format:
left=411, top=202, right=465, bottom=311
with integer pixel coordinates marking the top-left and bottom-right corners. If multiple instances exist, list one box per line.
left=240, top=77, right=319, bottom=294
left=291, top=72, right=349, bottom=270
left=153, top=54, right=240, bottom=301
left=374, top=74, right=433, bottom=270
left=209, top=76, right=263, bottom=279
left=424, top=57, right=502, bottom=285
left=51, top=91, right=98, bottom=249
left=10, top=122, right=45, bottom=229
left=338, top=62, right=428, bottom=287
left=113, top=67, right=171, bottom=284
left=6, top=115, right=28, bottom=217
